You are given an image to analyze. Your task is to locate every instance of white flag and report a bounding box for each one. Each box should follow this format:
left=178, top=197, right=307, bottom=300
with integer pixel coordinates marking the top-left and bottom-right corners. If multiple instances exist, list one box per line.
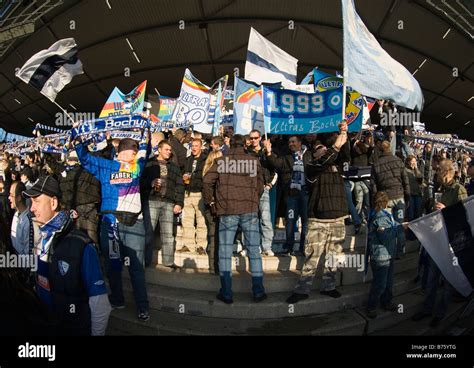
left=245, top=28, right=298, bottom=89
left=15, top=38, right=83, bottom=102
left=342, top=0, right=424, bottom=111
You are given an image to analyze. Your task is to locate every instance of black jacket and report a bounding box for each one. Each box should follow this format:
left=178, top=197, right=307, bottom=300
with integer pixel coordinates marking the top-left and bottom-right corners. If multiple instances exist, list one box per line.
left=247, top=145, right=277, bottom=185
left=371, top=152, right=410, bottom=200
left=48, top=217, right=93, bottom=336
left=169, top=135, right=187, bottom=174
left=266, top=148, right=312, bottom=192
left=306, top=146, right=348, bottom=219
left=141, top=157, right=185, bottom=207
left=352, top=141, right=373, bottom=167
left=184, top=152, right=208, bottom=193
left=44, top=153, right=101, bottom=210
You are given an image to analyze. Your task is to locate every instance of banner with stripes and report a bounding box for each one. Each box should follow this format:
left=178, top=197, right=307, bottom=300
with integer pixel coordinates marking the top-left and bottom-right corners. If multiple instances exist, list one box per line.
left=409, top=196, right=474, bottom=297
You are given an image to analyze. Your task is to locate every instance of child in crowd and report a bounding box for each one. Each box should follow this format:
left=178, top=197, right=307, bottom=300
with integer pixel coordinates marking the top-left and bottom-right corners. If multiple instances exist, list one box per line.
left=366, top=191, right=398, bottom=319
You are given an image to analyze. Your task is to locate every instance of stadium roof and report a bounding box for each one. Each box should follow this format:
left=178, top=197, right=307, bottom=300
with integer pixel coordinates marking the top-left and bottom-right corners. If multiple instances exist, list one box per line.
left=0, top=0, right=472, bottom=140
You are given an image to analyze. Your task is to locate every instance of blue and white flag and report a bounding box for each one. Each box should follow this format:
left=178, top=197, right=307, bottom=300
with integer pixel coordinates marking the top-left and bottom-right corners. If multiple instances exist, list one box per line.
left=15, top=38, right=84, bottom=102
left=409, top=196, right=474, bottom=297
left=208, top=75, right=229, bottom=135
left=233, top=77, right=266, bottom=135
left=245, top=28, right=298, bottom=89
left=342, top=0, right=424, bottom=110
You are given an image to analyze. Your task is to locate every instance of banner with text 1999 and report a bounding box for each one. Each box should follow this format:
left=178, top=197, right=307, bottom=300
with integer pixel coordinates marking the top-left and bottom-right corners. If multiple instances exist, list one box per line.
left=262, top=86, right=363, bottom=135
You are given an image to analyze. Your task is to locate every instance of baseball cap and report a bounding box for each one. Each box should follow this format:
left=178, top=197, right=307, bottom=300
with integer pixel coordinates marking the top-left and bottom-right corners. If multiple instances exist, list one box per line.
left=23, top=175, right=61, bottom=199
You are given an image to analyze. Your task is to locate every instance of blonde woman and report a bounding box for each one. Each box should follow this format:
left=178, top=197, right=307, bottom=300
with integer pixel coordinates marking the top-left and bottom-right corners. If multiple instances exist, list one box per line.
left=203, top=150, right=223, bottom=273
left=203, top=150, right=223, bottom=176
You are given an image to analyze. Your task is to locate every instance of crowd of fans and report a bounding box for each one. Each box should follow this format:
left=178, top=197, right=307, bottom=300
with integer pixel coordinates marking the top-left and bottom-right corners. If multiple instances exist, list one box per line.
left=0, top=117, right=473, bottom=335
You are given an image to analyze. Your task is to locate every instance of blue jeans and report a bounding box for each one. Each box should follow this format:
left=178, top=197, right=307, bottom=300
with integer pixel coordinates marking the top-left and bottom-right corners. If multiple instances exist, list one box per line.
left=100, top=219, right=149, bottom=313
left=354, top=180, right=370, bottom=222
left=143, top=199, right=175, bottom=266
left=218, top=213, right=265, bottom=300
left=344, top=180, right=361, bottom=226
left=259, top=188, right=274, bottom=252
left=367, top=260, right=394, bottom=311
left=285, top=188, right=309, bottom=252
left=387, top=198, right=406, bottom=257
left=390, top=134, right=396, bottom=155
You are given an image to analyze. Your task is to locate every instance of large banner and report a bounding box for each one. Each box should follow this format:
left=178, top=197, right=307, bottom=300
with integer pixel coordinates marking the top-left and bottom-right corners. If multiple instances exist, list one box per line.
left=171, top=69, right=213, bottom=133
left=262, top=86, right=341, bottom=135
left=263, top=69, right=363, bottom=135
left=99, top=81, right=147, bottom=118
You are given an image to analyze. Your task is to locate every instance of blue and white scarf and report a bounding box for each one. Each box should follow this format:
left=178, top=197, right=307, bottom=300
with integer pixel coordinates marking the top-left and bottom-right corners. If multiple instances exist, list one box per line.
left=290, top=146, right=307, bottom=191
left=104, top=215, right=122, bottom=272
left=38, top=211, right=70, bottom=262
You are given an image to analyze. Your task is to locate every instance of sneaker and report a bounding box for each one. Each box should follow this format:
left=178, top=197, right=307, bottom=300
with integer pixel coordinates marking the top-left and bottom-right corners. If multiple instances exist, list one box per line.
left=320, top=289, right=341, bottom=298
left=253, top=293, right=268, bottom=303
left=367, top=310, right=377, bottom=319
left=216, top=293, right=233, bottom=304
left=137, top=311, right=150, bottom=321
left=275, top=249, right=290, bottom=256
left=262, top=250, right=275, bottom=256
left=286, top=293, right=309, bottom=304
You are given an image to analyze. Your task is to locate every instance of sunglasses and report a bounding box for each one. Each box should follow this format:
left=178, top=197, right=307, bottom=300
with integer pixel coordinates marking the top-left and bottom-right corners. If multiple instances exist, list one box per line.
left=249, top=137, right=260, bottom=140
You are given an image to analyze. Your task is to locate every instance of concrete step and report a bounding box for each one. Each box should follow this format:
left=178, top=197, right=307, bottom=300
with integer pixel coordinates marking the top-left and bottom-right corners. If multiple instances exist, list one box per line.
left=132, top=251, right=419, bottom=293
left=153, top=239, right=420, bottom=272
left=107, top=305, right=367, bottom=336
left=121, top=268, right=418, bottom=319
left=359, top=289, right=425, bottom=335
left=369, top=298, right=470, bottom=336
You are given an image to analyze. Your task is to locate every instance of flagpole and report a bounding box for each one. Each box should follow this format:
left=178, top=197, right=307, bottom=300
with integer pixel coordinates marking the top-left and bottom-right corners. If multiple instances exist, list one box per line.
left=341, top=1, right=347, bottom=123
left=50, top=98, right=76, bottom=127
left=342, top=68, right=347, bottom=120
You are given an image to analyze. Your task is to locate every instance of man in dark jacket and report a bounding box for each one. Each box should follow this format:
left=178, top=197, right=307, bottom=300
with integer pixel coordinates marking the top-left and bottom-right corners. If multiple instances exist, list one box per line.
left=169, top=128, right=187, bottom=174
left=371, top=141, right=410, bottom=258
left=178, top=138, right=208, bottom=254
left=286, top=125, right=349, bottom=303
left=43, top=151, right=101, bottom=245
left=141, top=140, right=184, bottom=268
left=203, top=134, right=266, bottom=304
left=23, top=176, right=111, bottom=335
left=247, top=129, right=277, bottom=256
left=412, top=159, right=468, bottom=328
left=264, top=135, right=312, bottom=255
